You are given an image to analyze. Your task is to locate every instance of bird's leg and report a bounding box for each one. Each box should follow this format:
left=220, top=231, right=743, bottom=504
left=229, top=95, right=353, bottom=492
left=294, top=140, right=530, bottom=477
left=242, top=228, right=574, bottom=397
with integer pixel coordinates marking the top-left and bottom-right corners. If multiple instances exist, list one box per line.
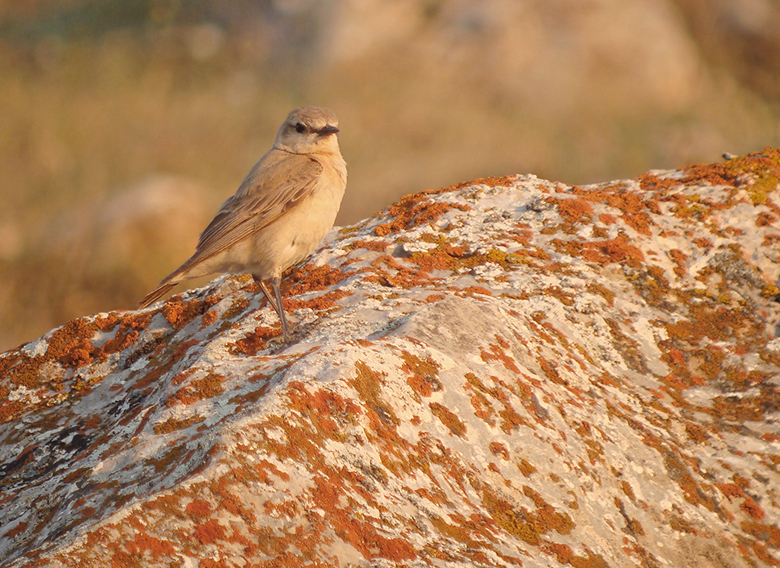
left=270, top=276, right=293, bottom=343
left=254, top=275, right=293, bottom=343
left=255, top=277, right=280, bottom=314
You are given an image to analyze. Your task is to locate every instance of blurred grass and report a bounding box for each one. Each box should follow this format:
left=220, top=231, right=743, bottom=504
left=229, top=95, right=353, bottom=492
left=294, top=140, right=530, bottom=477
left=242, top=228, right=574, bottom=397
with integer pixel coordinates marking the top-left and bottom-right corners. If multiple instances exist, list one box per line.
left=0, top=0, right=778, bottom=350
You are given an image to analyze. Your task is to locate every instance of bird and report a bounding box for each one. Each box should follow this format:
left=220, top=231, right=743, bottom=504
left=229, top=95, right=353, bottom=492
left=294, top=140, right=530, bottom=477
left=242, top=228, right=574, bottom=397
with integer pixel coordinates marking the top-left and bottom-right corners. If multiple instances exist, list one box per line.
left=139, top=106, right=347, bottom=344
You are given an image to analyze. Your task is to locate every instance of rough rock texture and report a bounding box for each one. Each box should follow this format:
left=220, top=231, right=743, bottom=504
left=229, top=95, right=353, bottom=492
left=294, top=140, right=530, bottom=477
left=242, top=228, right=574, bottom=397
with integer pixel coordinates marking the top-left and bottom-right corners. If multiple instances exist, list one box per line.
left=2, top=150, right=780, bottom=567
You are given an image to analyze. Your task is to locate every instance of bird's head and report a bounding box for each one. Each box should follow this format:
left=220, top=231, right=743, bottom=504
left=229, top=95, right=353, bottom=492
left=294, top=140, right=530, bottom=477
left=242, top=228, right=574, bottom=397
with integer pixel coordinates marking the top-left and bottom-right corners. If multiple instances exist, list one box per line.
left=274, top=106, right=341, bottom=155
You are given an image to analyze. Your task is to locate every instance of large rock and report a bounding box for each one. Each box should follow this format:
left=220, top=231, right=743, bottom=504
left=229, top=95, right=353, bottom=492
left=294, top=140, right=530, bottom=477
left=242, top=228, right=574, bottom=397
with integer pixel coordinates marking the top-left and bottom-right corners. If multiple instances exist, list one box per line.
left=2, top=150, right=780, bottom=567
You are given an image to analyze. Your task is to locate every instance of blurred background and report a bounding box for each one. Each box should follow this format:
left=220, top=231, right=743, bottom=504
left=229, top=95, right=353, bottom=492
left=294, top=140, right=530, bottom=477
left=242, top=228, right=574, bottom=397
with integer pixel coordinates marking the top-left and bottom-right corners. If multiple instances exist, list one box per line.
left=1, top=0, right=779, bottom=351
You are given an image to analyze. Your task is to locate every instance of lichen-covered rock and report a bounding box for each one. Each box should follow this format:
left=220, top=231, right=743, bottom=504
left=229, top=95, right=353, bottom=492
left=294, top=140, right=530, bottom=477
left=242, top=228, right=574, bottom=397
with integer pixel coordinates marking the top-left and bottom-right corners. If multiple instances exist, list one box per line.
left=2, top=150, right=780, bottom=567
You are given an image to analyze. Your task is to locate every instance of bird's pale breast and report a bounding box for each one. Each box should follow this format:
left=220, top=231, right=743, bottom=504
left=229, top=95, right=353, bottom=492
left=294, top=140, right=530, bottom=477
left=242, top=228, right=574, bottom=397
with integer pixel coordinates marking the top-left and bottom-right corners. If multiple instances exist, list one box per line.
left=197, top=153, right=346, bottom=280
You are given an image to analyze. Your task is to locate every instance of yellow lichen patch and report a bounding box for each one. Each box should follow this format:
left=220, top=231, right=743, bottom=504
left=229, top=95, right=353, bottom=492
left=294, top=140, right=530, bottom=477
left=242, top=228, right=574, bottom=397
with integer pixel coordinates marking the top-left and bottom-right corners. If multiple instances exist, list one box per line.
left=481, top=487, right=575, bottom=546
left=153, top=415, right=205, bottom=435
left=352, top=361, right=400, bottom=432
left=220, top=296, right=250, bottom=322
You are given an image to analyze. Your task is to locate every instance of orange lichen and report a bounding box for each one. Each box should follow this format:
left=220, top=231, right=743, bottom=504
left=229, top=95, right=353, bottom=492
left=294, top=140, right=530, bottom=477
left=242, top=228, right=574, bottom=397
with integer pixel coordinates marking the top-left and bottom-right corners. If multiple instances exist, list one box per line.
left=374, top=192, right=471, bottom=236
left=193, top=519, right=227, bottom=545
left=693, top=237, right=714, bottom=251
left=557, top=198, right=594, bottom=222
left=740, top=497, right=766, bottom=520
left=199, top=309, right=219, bottom=329
left=489, top=442, right=510, bottom=460
left=166, top=373, right=225, bottom=407
left=428, top=515, right=482, bottom=547
left=741, top=520, right=780, bottom=548
left=438, top=175, right=519, bottom=193
left=348, top=239, right=392, bottom=252
left=228, top=326, right=278, bottom=356
left=289, top=264, right=353, bottom=294
left=404, top=368, right=441, bottom=398
left=429, top=402, right=467, bottom=437
left=461, top=286, right=493, bottom=297
left=622, top=211, right=654, bottom=235
left=581, top=235, right=645, bottom=266
left=537, top=357, right=565, bottom=386
left=669, top=516, right=699, bottom=535
left=46, top=319, right=100, bottom=363
left=586, top=282, right=616, bottom=306
left=756, top=211, right=777, bottom=227
left=284, top=288, right=352, bottom=311
left=126, top=530, right=176, bottom=558
left=516, top=458, right=538, bottom=477
left=99, top=313, right=152, bottom=356
left=185, top=499, right=212, bottom=517
left=669, top=249, right=688, bottom=278
left=162, top=298, right=209, bottom=330
left=400, top=352, right=441, bottom=386
left=569, top=551, right=611, bottom=568
left=4, top=521, right=27, bottom=540
left=481, top=339, right=521, bottom=373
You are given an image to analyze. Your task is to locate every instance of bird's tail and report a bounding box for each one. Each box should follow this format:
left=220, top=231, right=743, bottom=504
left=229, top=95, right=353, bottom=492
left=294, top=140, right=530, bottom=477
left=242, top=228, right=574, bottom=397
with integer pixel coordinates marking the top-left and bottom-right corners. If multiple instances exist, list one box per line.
left=139, top=254, right=209, bottom=308
left=138, top=278, right=180, bottom=309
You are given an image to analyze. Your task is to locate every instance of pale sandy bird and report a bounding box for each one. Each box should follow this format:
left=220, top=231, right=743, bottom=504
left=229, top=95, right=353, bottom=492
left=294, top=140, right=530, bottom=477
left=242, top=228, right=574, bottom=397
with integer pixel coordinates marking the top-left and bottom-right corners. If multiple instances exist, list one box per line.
left=139, top=106, right=347, bottom=343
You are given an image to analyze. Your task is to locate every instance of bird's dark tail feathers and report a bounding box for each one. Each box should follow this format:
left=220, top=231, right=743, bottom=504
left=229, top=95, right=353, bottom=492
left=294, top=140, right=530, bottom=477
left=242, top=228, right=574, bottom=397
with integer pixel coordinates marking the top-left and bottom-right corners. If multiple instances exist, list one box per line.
left=138, top=280, right=178, bottom=309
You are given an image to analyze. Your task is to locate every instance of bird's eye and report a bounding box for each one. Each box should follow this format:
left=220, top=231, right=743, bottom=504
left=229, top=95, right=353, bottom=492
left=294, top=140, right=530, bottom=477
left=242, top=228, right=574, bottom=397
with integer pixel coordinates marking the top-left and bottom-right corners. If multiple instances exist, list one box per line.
left=295, top=123, right=306, bottom=134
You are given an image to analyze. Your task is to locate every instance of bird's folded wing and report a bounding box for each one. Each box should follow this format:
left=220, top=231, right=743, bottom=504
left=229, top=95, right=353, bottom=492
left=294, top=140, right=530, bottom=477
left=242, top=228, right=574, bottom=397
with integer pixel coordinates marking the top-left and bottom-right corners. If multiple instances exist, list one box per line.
left=189, top=152, right=323, bottom=264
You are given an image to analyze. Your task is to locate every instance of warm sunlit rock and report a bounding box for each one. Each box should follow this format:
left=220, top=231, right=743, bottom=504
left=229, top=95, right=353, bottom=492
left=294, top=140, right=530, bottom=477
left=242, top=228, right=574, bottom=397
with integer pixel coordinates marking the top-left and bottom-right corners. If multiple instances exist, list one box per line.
left=2, top=150, right=780, bottom=567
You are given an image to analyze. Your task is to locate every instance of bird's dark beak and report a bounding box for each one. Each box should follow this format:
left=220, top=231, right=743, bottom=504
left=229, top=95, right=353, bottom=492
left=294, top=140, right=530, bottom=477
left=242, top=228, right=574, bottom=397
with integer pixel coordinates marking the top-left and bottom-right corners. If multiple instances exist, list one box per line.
left=318, top=125, right=340, bottom=136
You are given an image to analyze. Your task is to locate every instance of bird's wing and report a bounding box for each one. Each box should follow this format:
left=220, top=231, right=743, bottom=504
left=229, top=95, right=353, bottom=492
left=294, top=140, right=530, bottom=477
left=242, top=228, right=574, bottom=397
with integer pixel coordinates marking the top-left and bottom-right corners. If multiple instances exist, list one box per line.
left=189, top=150, right=323, bottom=264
